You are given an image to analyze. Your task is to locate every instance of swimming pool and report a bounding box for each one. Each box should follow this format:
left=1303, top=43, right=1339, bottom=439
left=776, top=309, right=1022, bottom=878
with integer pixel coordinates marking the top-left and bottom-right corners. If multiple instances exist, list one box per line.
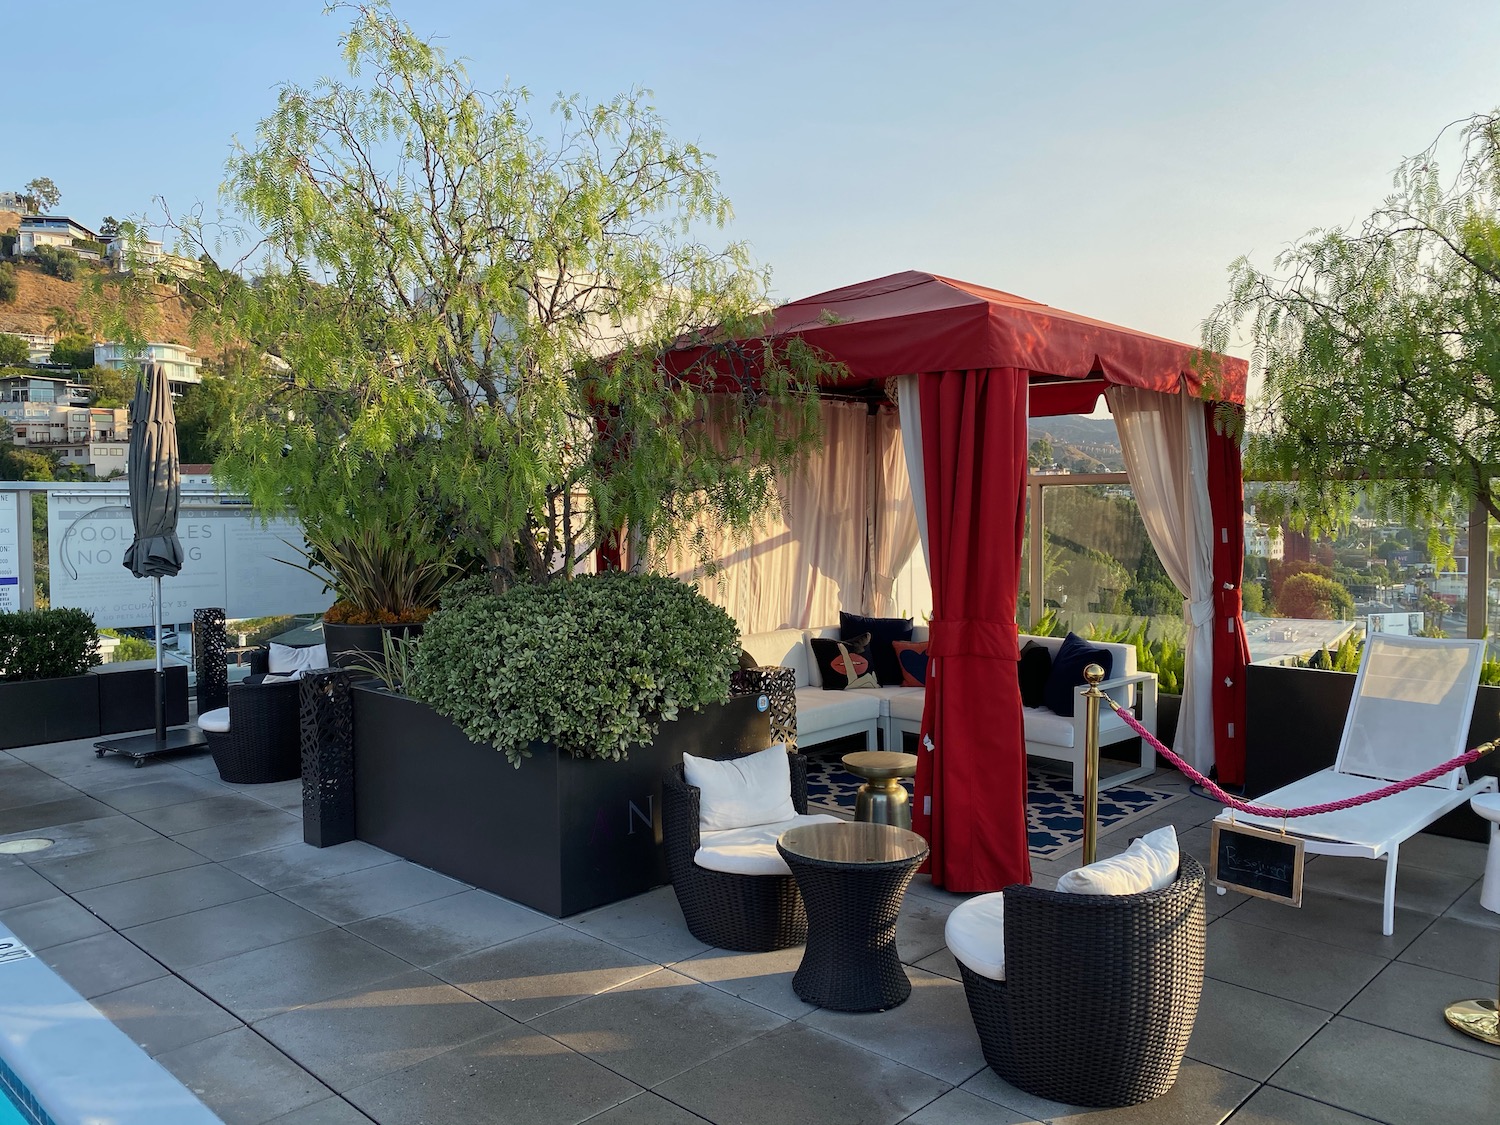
left=0, top=1055, right=50, bottom=1125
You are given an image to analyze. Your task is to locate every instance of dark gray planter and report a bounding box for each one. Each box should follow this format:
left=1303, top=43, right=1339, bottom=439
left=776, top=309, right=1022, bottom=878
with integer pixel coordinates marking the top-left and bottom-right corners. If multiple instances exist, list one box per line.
left=1245, top=664, right=1500, bottom=842
left=91, top=660, right=189, bottom=734
left=322, top=621, right=422, bottom=671
left=0, top=674, right=101, bottom=749
left=351, top=688, right=770, bottom=917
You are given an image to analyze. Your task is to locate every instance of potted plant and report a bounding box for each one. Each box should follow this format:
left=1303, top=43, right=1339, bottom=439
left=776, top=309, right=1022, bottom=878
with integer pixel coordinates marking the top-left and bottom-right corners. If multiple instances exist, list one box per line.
left=0, top=607, right=102, bottom=749
left=348, top=571, right=769, bottom=916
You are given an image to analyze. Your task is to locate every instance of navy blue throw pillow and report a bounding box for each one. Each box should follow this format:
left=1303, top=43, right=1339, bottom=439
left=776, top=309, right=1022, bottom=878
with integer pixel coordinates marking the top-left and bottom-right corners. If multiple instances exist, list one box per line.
left=839, top=611, right=914, bottom=686
left=1043, top=632, right=1113, bottom=717
left=1017, top=641, right=1053, bottom=708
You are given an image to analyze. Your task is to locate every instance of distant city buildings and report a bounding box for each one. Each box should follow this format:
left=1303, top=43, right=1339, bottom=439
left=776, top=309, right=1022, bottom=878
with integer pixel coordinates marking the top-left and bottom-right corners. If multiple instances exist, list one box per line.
left=1246, top=516, right=1284, bottom=560
left=0, top=371, right=128, bottom=475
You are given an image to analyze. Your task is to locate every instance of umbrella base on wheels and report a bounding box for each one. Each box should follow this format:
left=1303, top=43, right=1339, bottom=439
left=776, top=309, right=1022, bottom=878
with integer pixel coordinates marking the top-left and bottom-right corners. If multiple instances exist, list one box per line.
left=94, top=727, right=209, bottom=767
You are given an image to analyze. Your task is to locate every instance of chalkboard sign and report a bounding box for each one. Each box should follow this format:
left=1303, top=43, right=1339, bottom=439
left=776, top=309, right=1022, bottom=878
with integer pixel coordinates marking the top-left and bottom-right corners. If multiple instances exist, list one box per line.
left=1210, top=819, right=1304, bottom=906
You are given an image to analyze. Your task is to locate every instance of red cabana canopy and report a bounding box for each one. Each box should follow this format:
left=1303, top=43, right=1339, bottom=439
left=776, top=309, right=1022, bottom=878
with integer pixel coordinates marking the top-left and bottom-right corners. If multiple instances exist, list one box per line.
left=661, top=271, right=1248, bottom=892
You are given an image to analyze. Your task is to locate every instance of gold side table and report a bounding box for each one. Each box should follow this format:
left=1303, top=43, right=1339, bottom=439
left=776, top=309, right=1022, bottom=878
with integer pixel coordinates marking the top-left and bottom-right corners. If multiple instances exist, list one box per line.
left=1444, top=791, right=1500, bottom=1045
left=842, top=750, right=918, bottom=830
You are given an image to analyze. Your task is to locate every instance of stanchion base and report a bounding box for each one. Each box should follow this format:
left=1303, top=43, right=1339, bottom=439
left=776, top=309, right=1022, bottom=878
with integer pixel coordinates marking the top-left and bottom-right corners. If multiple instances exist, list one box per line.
left=1443, top=998, right=1500, bottom=1045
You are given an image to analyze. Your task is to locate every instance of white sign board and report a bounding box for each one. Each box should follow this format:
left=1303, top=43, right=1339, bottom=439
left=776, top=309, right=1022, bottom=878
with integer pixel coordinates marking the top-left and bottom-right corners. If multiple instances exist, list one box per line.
left=48, top=491, right=334, bottom=628
left=0, top=491, right=23, bottom=613
left=1367, top=611, right=1424, bottom=637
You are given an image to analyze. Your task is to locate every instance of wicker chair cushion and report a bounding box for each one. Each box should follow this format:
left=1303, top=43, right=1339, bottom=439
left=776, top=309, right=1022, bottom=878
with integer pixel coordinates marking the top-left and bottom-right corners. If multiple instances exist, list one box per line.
left=695, top=813, right=842, bottom=875
left=269, top=641, right=329, bottom=674
left=684, top=745, right=798, bottom=832
left=198, top=706, right=231, bottom=734
left=1057, top=826, right=1179, bottom=896
left=945, top=891, right=1007, bottom=980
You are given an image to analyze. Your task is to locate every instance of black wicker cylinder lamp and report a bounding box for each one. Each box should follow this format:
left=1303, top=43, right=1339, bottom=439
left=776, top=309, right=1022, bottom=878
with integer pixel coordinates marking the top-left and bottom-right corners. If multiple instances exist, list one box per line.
left=193, top=608, right=229, bottom=715
left=300, top=669, right=356, bottom=847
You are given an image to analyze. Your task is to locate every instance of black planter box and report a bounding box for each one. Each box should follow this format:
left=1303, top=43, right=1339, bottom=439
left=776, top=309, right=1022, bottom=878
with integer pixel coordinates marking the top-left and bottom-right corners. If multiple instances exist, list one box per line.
left=91, top=660, right=189, bottom=734
left=0, top=674, right=101, bottom=750
left=352, top=688, right=770, bottom=917
left=1245, top=664, right=1500, bottom=842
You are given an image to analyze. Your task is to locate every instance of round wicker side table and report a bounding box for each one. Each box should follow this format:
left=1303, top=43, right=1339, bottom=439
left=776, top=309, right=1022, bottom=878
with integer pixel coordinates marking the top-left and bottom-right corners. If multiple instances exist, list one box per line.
left=777, top=821, right=929, bottom=1012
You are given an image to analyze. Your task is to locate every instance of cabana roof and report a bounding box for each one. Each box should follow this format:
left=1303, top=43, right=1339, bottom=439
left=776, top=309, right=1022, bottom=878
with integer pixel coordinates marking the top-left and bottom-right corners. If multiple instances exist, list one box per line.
left=665, top=270, right=1247, bottom=410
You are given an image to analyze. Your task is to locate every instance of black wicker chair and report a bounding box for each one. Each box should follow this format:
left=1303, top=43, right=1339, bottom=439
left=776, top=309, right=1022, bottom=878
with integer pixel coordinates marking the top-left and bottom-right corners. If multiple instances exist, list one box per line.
left=205, top=678, right=304, bottom=784
left=958, top=856, right=1206, bottom=1108
left=663, top=750, right=811, bottom=952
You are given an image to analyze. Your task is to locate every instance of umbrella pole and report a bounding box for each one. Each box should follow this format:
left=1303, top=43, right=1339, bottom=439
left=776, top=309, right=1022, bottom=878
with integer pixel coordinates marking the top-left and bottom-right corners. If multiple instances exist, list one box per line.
left=154, top=575, right=166, bottom=745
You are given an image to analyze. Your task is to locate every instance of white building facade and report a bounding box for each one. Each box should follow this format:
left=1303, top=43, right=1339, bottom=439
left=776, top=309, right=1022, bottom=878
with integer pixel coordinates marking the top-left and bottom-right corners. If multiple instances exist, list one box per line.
left=94, top=341, right=203, bottom=389
left=15, top=216, right=100, bottom=255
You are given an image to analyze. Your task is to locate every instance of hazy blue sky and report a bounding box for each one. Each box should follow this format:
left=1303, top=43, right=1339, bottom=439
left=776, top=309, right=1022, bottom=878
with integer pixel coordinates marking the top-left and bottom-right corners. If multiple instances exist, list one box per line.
left=12, top=0, right=1500, bottom=351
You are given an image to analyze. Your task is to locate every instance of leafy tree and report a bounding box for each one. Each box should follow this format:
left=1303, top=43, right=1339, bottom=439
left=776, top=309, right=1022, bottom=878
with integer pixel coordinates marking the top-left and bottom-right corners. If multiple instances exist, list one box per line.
left=83, top=366, right=133, bottom=408
left=0, top=333, right=28, bottom=366
left=49, top=335, right=95, bottom=369
left=1278, top=572, right=1354, bottom=619
left=33, top=245, right=78, bottom=281
left=174, top=371, right=234, bottom=463
left=1206, top=111, right=1500, bottom=532
left=1028, top=436, right=1053, bottom=468
left=177, top=3, right=831, bottom=589
left=22, top=177, right=60, bottom=213
left=47, top=306, right=84, bottom=337
left=1241, top=581, right=1266, bottom=614
left=0, top=262, right=15, bottom=303
left=99, top=217, right=121, bottom=240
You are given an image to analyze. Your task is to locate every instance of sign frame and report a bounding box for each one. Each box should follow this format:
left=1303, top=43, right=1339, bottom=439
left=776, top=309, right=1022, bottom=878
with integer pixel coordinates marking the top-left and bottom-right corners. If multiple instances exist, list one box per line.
left=1209, top=818, right=1305, bottom=907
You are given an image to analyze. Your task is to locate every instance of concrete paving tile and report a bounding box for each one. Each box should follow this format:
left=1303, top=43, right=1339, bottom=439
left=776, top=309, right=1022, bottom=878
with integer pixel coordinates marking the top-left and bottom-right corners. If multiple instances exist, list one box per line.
left=962, top=1058, right=1255, bottom=1124
left=0, top=813, right=159, bottom=861
left=904, top=875, right=971, bottom=908
left=432, top=924, right=659, bottom=1022
left=655, top=1022, right=947, bottom=1125
left=1206, top=918, right=1388, bottom=1012
left=346, top=888, right=553, bottom=966
left=222, top=840, right=397, bottom=892
left=0, top=892, right=110, bottom=949
left=179, top=928, right=413, bottom=1023
left=176, top=753, right=227, bottom=777
left=1302, top=855, right=1474, bottom=916
left=38, top=930, right=168, bottom=998
left=1226, top=1085, right=1383, bottom=1124
left=132, top=792, right=276, bottom=836
left=566, top=884, right=711, bottom=964
left=277, top=861, right=466, bottom=925
left=90, top=975, right=245, bottom=1057
left=1343, top=960, right=1500, bottom=1059
left=262, top=1097, right=375, bottom=1125
left=125, top=893, right=333, bottom=969
left=8, top=736, right=123, bottom=779
left=1228, top=885, right=1433, bottom=958
left=1206, top=883, right=1253, bottom=918
left=1271, top=1017, right=1500, bottom=1125
left=29, top=836, right=207, bottom=893
left=1398, top=831, right=1490, bottom=879
left=0, top=794, right=114, bottom=835
left=897, top=892, right=954, bottom=965
left=531, top=966, right=786, bottom=1087
left=74, top=862, right=264, bottom=928
left=0, top=771, right=81, bottom=811
left=1441, top=881, right=1500, bottom=929
left=901, top=1088, right=1042, bottom=1124
left=255, top=968, right=514, bottom=1091
left=1186, top=978, right=1331, bottom=1080
left=343, top=1023, right=639, bottom=1125
left=671, top=944, right=816, bottom=1019
left=87, top=773, right=235, bottom=813
left=1397, top=916, right=1500, bottom=984
left=801, top=967, right=986, bottom=1086
left=0, top=863, right=62, bottom=909
left=173, top=805, right=306, bottom=861
left=580, top=1091, right=711, bottom=1125
left=156, top=1026, right=332, bottom=1125
left=911, top=946, right=962, bottom=982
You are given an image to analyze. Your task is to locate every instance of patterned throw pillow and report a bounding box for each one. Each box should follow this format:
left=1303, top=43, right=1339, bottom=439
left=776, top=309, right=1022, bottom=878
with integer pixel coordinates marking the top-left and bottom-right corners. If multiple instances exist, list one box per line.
left=892, top=640, right=929, bottom=686
left=839, top=612, right=915, bottom=686
left=810, top=634, right=878, bottom=690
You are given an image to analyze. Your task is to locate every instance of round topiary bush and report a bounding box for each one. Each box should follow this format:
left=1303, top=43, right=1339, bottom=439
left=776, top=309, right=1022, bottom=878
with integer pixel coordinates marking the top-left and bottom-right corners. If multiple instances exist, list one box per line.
left=410, top=571, right=740, bottom=764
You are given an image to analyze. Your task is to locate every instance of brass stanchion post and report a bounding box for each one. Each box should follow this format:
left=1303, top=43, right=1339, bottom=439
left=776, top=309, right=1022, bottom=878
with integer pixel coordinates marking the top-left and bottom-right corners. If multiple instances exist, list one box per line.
left=1081, top=663, right=1105, bottom=866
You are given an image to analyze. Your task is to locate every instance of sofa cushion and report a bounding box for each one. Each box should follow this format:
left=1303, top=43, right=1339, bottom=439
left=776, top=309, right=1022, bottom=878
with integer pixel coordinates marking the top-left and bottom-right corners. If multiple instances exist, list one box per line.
left=1022, top=704, right=1130, bottom=749
left=795, top=688, right=884, bottom=730
left=892, top=640, right=929, bottom=686
left=882, top=688, right=925, bottom=723
left=683, top=746, right=797, bottom=833
left=944, top=891, right=1007, bottom=981
left=1057, top=826, right=1179, bottom=896
left=1043, top=632, right=1114, bottom=717
left=839, top=612, right=914, bottom=686
left=694, top=813, right=844, bottom=875
left=1018, top=641, right=1053, bottom=708
left=269, top=641, right=329, bottom=675
left=741, top=629, right=814, bottom=689
left=810, top=635, right=878, bottom=690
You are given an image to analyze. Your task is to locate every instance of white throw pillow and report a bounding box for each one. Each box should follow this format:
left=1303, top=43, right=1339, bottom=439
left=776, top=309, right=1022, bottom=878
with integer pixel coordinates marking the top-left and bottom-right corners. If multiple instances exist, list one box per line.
left=944, top=891, right=1007, bottom=980
left=1056, top=825, right=1179, bottom=896
left=683, top=745, right=797, bottom=833
left=268, top=642, right=329, bottom=675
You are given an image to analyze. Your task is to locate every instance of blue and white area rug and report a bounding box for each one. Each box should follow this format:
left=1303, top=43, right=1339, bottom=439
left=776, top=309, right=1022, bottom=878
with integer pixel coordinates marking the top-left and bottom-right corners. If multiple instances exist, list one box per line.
left=803, top=752, right=1184, bottom=861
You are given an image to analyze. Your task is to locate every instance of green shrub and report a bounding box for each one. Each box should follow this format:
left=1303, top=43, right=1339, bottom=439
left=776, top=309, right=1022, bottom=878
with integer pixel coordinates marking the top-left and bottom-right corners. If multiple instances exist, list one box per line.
left=0, top=607, right=101, bottom=680
left=33, top=245, right=78, bottom=281
left=0, top=262, right=17, bottom=303
left=111, top=635, right=157, bottom=662
left=1086, top=618, right=1186, bottom=694
left=411, top=571, right=739, bottom=764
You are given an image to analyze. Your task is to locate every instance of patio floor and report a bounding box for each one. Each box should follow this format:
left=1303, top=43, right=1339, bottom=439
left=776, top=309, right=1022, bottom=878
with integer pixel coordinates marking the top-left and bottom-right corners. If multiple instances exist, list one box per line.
left=1, top=732, right=1497, bottom=1125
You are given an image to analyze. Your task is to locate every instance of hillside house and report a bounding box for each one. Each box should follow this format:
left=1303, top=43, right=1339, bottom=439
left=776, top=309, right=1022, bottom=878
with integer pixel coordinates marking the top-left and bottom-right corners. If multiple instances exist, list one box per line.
left=15, top=215, right=100, bottom=255
left=94, top=341, right=202, bottom=389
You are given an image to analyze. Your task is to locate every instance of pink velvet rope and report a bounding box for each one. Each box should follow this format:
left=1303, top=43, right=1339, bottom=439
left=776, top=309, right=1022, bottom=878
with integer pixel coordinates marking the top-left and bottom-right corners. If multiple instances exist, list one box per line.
left=1104, top=697, right=1494, bottom=819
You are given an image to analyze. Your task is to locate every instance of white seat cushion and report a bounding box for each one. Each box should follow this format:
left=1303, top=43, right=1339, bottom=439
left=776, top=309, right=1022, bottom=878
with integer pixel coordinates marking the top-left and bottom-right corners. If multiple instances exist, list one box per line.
left=740, top=629, right=815, bottom=689
left=793, top=689, right=883, bottom=728
left=269, top=642, right=330, bottom=675
left=882, top=688, right=925, bottom=723
left=694, top=813, right=843, bottom=875
left=198, top=707, right=231, bottom=734
left=683, top=745, right=797, bottom=832
left=1057, top=825, right=1179, bottom=895
left=1021, top=704, right=1129, bottom=749
left=944, top=891, right=1007, bottom=980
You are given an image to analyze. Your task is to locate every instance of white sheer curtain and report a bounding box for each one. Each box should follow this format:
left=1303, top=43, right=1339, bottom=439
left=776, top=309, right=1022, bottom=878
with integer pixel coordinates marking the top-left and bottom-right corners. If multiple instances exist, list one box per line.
left=1104, top=385, right=1215, bottom=772
left=897, top=375, right=930, bottom=568
left=655, top=400, right=869, bottom=632
left=867, top=406, right=920, bottom=616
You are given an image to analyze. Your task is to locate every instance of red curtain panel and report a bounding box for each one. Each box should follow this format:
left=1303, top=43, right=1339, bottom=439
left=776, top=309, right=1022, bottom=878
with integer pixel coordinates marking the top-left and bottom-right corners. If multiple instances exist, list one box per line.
left=1207, top=403, right=1250, bottom=786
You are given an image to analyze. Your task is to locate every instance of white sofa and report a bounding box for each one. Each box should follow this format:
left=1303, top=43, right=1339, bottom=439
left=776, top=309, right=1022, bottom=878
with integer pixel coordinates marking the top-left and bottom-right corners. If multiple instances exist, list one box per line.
left=742, top=627, right=1158, bottom=795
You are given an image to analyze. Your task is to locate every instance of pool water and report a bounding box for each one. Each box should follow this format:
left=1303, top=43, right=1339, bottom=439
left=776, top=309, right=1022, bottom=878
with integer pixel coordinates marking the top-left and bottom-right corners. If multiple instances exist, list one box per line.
left=0, top=1060, right=46, bottom=1125
left=0, top=1087, right=38, bottom=1125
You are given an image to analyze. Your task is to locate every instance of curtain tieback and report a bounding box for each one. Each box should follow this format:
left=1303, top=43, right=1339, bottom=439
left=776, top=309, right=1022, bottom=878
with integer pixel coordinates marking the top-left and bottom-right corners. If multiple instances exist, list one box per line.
left=1185, top=597, right=1215, bottom=629
left=927, top=618, right=1020, bottom=661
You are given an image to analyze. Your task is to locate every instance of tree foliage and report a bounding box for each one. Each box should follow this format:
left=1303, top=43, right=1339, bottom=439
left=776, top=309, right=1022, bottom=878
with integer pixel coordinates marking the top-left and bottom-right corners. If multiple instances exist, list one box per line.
left=1206, top=110, right=1500, bottom=532
left=175, top=2, right=831, bottom=589
left=21, top=177, right=60, bottom=214
left=0, top=333, right=28, bottom=366
left=1277, top=572, right=1354, bottom=620
left=0, top=263, right=17, bottom=304
left=49, top=335, right=95, bottom=369
left=33, top=245, right=78, bottom=281
left=83, top=366, right=133, bottom=408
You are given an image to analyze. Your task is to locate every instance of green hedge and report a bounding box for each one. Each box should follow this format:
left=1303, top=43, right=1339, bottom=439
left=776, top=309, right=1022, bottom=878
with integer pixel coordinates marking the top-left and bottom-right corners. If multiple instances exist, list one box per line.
left=411, top=571, right=739, bottom=764
left=0, top=607, right=101, bottom=681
